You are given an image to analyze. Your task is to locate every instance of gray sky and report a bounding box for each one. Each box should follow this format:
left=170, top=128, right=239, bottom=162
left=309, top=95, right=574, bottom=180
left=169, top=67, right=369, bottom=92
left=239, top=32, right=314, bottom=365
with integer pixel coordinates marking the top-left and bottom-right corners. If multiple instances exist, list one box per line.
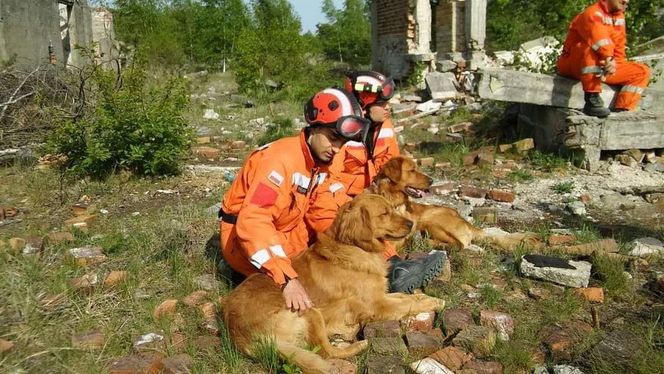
left=89, top=1, right=345, bottom=34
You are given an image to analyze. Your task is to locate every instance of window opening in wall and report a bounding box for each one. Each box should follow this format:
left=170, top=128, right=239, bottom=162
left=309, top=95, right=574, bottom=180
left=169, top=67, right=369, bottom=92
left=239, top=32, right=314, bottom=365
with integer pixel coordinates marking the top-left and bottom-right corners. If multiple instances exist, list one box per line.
left=58, top=2, right=73, bottom=66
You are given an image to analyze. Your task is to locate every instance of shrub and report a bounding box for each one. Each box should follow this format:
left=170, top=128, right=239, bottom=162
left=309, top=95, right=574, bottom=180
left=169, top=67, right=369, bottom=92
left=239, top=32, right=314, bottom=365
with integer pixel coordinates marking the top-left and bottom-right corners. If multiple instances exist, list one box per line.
left=47, top=62, right=192, bottom=179
left=256, top=118, right=298, bottom=146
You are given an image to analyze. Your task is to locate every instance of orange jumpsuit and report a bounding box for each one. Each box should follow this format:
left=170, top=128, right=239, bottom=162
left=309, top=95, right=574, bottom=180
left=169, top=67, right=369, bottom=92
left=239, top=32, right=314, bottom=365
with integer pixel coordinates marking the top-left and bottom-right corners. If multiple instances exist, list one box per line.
left=220, top=131, right=330, bottom=285
left=557, top=1, right=650, bottom=110
left=306, top=119, right=401, bottom=259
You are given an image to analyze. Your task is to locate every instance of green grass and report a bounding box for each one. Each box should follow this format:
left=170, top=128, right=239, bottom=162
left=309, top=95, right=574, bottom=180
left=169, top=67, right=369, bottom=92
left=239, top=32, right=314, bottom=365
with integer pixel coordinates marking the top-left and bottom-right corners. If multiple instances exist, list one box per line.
left=552, top=181, right=574, bottom=194
left=507, top=169, right=534, bottom=183
left=527, top=150, right=570, bottom=172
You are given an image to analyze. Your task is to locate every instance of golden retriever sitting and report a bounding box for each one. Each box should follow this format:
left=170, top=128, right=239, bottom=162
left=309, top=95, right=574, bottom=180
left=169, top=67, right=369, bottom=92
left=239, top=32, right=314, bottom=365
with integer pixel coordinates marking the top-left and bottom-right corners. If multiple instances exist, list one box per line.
left=369, top=156, right=537, bottom=251
left=222, top=194, right=445, bottom=374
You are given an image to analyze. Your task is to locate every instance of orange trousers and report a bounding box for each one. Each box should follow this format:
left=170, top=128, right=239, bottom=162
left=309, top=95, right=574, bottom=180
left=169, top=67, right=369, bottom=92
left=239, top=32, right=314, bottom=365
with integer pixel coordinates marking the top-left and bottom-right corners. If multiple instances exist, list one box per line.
left=558, top=48, right=650, bottom=111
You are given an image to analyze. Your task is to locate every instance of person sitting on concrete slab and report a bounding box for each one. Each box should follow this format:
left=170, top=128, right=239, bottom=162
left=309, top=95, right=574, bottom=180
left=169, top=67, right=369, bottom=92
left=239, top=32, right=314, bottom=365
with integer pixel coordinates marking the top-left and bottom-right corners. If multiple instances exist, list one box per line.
left=557, top=0, right=650, bottom=118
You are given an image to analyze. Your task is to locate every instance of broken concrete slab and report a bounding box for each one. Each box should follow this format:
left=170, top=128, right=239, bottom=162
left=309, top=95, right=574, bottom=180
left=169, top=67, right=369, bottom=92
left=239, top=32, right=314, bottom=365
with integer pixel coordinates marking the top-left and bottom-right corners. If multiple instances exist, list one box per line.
left=426, top=72, right=459, bottom=101
left=417, top=100, right=443, bottom=113
left=628, top=237, right=664, bottom=257
left=478, top=68, right=663, bottom=113
left=518, top=105, right=664, bottom=172
left=520, top=255, right=591, bottom=288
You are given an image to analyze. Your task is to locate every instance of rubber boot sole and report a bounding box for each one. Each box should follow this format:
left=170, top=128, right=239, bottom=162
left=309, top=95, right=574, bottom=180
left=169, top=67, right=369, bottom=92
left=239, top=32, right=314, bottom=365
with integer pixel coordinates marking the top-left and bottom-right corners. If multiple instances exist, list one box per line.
left=396, top=251, right=446, bottom=294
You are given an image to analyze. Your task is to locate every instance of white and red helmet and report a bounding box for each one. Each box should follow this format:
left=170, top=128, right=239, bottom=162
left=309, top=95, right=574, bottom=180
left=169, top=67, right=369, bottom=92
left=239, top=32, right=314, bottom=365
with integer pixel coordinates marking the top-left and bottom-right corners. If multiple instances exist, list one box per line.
left=343, top=71, right=396, bottom=108
left=304, top=88, right=371, bottom=143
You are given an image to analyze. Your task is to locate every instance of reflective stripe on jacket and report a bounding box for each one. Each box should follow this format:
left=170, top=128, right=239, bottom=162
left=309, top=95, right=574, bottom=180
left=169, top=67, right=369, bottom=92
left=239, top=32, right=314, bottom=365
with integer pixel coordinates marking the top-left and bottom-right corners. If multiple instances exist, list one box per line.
left=220, top=131, right=327, bottom=285
left=561, top=1, right=626, bottom=62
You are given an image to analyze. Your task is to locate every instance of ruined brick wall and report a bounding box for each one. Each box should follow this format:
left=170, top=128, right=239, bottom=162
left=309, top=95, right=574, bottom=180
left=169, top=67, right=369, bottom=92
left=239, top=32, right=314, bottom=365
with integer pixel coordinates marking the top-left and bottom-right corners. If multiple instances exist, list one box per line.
left=371, top=0, right=411, bottom=79
left=435, top=0, right=466, bottom=57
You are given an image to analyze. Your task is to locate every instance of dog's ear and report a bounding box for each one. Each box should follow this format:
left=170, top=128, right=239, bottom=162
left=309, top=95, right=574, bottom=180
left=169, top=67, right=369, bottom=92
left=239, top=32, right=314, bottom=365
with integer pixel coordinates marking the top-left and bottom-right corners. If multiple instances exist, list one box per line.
left=377, top=157, right=403, bottom=183
left=330, top=200, right=383, bottom=252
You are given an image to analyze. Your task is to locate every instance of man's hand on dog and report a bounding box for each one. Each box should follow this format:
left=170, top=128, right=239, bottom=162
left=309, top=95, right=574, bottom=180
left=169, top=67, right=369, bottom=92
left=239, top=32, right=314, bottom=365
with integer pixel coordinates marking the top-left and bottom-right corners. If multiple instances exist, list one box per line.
left=283, top=278, right=313, bottom=313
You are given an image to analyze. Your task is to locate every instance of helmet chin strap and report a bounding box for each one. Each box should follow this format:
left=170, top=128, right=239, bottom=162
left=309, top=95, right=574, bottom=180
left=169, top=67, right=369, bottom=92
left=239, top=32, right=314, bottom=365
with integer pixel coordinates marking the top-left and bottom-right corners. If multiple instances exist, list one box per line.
left=365, top=125, right=377, bottom=160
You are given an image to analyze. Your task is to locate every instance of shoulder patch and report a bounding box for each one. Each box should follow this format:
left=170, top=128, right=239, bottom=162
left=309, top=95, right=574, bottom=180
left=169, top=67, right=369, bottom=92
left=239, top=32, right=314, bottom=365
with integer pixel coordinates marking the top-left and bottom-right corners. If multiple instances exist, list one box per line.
left=250, top=182, right=279, bottom=207
left=268, top=170, right=284, bottom=187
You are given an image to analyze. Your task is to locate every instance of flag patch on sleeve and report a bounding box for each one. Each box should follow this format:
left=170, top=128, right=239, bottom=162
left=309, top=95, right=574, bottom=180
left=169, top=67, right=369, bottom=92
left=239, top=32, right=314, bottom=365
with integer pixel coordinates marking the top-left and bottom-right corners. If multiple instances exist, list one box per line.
left=267, top=170, right=284, bottom=186
left=250, top=182, right=279, bottom=207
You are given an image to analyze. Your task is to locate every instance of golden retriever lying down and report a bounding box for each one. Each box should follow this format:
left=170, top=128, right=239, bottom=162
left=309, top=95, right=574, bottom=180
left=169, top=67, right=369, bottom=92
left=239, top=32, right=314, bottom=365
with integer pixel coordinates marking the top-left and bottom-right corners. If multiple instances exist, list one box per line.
left=369, top=156, right=538, bottom=251
left=222, top=194, right=445, bottom=374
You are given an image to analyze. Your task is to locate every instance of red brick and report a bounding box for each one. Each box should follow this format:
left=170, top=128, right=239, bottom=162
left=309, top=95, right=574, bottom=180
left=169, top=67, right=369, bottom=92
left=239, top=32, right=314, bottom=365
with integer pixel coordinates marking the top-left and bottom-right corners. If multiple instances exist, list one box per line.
left=192, top=147, right=221, bottom=160
left=460, top=186, right=487, bottom=199
left=463, top=152, right=479, bottom=166
left=443, top=308, right=474, bottom=335
left=363, top=320, right=402, bottom=338
left=401, top=311, right=436, bottom=332
left=108, top=353, right=163, bottom=374
left=162, top=354, right=193, bottom=374
left=182, top=290, right=210, bottom=307
left=449, top=122, right=474, bottom=133
left=477, top=152, right=495, bottom=167
left=104, top=271, right=129, bottom=287
left=0, top=339, right=15, bottom=353
left=154, top=299, right=178, bottom=320
left=169, top=332, right=187, bottom=353
left=540, top=321, right=593, bottom=361
left=429, top=346, right=472, bottom=370
left=405, top=332, right=443, bottom=358
left=65, top=214, right=97, bottom=228
left=462, top=360, right=504, bottom=374
left=487, top=189, right=515, bottom=203
left=479, top=311, right=514, bottom=340
left=575, top=287, right=604, bottom=303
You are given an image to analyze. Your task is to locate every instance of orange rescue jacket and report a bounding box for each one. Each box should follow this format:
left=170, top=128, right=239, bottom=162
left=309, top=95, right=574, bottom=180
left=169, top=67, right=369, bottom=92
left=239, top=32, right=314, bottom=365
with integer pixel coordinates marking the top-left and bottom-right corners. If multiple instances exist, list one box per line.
left=220, top=131, right=330, bottom=285
left=561, top=1, right=626, bottom=62
left=330, top=118, right=401, bottom=196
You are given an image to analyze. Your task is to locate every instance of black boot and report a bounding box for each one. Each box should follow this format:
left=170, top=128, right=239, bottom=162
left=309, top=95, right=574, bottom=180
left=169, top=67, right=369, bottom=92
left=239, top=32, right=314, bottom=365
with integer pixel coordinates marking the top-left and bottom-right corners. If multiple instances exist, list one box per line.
left=583, top=92, right=610, bottom=118
left=388, top=251, right=447, bottom=293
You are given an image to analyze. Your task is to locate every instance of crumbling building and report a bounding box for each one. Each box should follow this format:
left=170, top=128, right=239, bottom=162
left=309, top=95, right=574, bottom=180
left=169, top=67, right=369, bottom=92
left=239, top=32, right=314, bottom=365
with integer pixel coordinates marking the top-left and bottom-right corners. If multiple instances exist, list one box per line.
left=0, top=0, right=116, bottom=68
left=371, top=0, right=487, bottom=79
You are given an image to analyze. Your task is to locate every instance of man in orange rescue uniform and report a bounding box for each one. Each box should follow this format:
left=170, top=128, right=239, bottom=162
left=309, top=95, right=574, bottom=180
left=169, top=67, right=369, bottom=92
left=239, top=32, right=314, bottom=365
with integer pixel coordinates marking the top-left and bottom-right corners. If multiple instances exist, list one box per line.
left=219, top=88, right=371, bottom=312
left=306, top=71, right=446, bottom=294
left=557, top=0, right=650, bottom=118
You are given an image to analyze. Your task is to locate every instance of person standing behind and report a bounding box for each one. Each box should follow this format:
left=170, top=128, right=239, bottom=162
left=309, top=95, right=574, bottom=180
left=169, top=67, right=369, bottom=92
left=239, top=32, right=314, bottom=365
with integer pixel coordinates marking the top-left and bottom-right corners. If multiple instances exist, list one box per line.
left=306, top=71, right=446, bottom=294
left=557, top=0, right=650, bottom=118
left=219, top=88, right=371, bottom=312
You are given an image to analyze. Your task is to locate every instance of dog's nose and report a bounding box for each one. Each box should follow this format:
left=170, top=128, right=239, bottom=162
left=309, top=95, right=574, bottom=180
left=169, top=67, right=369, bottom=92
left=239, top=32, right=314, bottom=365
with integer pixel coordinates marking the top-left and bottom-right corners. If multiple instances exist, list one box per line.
left=405, top=219, right=414, bottom=230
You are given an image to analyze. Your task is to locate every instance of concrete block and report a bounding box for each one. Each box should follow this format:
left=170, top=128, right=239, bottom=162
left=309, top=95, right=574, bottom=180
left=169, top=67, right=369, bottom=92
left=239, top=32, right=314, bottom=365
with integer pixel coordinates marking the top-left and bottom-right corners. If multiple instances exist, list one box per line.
left=426, top=72, right=459, bottom=101
left=520, top=255, right=591, bottom=288
left=478, top=68, right=664, bottom=113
